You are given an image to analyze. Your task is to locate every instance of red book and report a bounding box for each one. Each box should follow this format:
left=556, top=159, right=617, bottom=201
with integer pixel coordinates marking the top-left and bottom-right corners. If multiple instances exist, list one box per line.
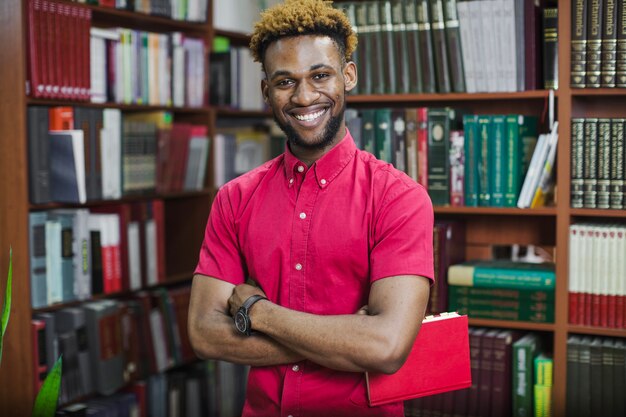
left=93, top=204, right=132, bottom=292
left=26, top=0, right=44, bottom=97
left=365, top=313, right=471, bottom=406
left=49, top=106, right=73, bottom=130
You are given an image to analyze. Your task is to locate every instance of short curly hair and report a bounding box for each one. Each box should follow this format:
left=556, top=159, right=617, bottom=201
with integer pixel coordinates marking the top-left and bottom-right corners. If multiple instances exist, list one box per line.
left=249, top=0, right=357, bottom=64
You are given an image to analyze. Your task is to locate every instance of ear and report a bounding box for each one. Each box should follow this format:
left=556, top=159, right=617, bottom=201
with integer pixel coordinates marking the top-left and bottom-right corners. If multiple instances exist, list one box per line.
left=261, top=78, right=269, bottom=103
left=343, top=61, right=357, bottom=92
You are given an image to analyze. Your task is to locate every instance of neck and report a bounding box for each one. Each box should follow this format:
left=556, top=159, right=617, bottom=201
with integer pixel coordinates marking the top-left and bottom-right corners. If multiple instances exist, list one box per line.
left=289, top=125, right=346, bottom=167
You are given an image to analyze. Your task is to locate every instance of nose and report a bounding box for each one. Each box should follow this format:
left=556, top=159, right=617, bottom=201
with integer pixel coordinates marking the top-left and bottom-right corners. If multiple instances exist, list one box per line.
left=291, top=80, right=319, bottom=105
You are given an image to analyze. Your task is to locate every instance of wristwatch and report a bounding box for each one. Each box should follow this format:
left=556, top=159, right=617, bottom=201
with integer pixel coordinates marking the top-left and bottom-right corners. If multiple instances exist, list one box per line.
left=234, top=294, right=267, bottom=336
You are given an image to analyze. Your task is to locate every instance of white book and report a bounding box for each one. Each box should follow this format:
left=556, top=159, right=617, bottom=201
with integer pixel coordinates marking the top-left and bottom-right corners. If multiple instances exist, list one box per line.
left=171, top=33, right=185, bottom=107
left=517, top=133, right=548, bottom=208
left=102, top=109, right=122, bottom=200
left=45, top=220, right=63, bottom=305
left=501, top=0, right=517, bottom=91
left=529, top=121, right=559, bottom=208
left=616, top=226, right=626, bottom=324
left=149, top=309, right=170, bottom=372
left=480, top=0, right=497, bottom=92
left=492, top=0, right=506, bottom=91
left=607, top=225, right=619, bottom=324
left=145, top=218, right=158, bottom=286
left=568, top=224, right=582, bottom=302
left=468, top=1, right=485, bottom=91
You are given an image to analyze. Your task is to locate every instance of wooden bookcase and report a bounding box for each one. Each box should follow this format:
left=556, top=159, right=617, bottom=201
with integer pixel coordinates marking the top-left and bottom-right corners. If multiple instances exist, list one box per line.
left=0, top=0, right=625, bottom=416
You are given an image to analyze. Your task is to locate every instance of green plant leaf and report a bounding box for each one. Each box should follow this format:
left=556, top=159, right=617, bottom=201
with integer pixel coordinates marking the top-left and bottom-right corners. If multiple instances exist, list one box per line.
left=32, top=355, right=62, bottom=417
left=0, top=247, right=12, bottom=364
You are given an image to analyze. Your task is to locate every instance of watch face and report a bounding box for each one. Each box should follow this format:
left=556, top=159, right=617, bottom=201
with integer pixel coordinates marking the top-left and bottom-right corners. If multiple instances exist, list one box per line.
left=235, top=310, right=248, bottom=334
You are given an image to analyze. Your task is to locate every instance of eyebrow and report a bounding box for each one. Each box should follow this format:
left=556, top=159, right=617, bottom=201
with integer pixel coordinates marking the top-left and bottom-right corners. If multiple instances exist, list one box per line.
left=268, top=64, right=335, bottom=81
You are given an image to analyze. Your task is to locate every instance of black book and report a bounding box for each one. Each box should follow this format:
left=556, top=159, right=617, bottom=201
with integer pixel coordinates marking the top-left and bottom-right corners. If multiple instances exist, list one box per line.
left=601, top=0, right=619, bottom=87
left=610, top=118, right=625, bottom=209
left=583, top=118, right=599, bottom=209
left=416, top=0, right=437, bottom=93
left=542, top=7, right=559, bottom=89
left=403, top=0, right=424, bottom=93
left=586, top=0, right=605, bottom=87
left=429, top=0, right=452, bottom=93
left=27, top=106, right=50, bottom=204
left=379, top=1, right=397, bottom=93
left=570, top=118, right=585, bottom=209
left=391, top=0, right=410, bottom=94
left=355, top=3, right=372, bottom=95
left=366, top=2, right=385, bottom=95
left=442, top=0, right=465, bottom=92
left=571, top=0, right=589, bottom=88
left=617, top=0, right=626, bottom=86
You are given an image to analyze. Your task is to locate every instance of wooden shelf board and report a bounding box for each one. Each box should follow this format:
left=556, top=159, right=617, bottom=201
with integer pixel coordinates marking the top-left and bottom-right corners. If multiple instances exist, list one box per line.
left=570, top=88, right=626, bottom=97
left=434, top=206, right=557, bottom=216
left=568, top=325, right=626, bottom=338
left=570, top=208, right=626, bottom=218
left=27, top=98, right=210, bottom=114
left=30, top=189, right=213, bottom=211
left=58, top=0, right=209, bottom=33
left=348, top=90, right=554, bottom=104
left=467, top=318, right=555, bottom=332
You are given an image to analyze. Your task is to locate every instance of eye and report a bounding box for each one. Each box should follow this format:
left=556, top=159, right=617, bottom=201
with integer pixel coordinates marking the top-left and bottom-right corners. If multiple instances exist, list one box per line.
left=276, top=79, right=294, bottom=87
left=313, top=73, right=330, bottom=81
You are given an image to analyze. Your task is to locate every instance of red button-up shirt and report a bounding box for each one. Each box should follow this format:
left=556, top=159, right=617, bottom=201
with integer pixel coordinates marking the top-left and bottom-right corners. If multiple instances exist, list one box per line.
left=195, top=130, right=434, bottom=417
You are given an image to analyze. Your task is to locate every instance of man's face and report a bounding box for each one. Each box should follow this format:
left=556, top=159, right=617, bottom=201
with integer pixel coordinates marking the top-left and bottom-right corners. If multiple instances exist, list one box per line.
left=262, top=35, right=357, bottom=151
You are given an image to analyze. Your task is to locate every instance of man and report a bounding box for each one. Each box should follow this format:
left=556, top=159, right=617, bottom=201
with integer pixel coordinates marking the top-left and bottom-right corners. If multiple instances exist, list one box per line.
left=188, top=1, right=434, bottom=415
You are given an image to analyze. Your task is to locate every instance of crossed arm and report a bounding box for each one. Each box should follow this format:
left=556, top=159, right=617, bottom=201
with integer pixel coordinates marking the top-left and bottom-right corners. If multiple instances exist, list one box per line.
left=187, top=273, right=431, bottom=374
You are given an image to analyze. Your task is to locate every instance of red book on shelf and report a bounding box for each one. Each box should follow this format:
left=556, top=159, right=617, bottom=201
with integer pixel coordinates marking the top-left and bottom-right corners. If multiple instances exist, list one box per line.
left=365, top=313, right=471, bottom=406
left=416, top=107, right=429, bottom=189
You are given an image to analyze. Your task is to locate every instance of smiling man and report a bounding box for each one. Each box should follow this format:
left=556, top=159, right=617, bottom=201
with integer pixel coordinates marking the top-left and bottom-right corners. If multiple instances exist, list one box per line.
left=188, top=1, right=434, bottom=416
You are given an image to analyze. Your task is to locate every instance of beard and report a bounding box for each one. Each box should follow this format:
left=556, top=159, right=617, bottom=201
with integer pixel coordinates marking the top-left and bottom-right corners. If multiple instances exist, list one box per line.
left=273, top=102, right=345, bottom=151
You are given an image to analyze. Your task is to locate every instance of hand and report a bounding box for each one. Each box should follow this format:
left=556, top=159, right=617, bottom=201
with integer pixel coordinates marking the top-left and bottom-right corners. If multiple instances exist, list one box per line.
left=228, top=283, right=267, bottom=317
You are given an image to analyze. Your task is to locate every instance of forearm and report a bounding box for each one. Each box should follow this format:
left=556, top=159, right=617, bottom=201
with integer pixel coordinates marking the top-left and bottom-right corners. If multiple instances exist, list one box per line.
left=251, top=301, right=412, bottom=373
left=189, top=307, right=304, bottom=367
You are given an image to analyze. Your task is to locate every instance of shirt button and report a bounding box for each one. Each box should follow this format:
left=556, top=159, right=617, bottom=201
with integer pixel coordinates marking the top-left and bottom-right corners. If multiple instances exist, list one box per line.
left=320, top=179, right=327, bottom=185
left=297, top=165, right=305, bottom=173
left=295, top=263, right=302, bottom=271
left=292, top=365, right=299, bottom=372
left=288, top=415, right=293, bottom=417
left=299, top=212, right=306, bottom=219
left=289, top=178, right=294, bottom=184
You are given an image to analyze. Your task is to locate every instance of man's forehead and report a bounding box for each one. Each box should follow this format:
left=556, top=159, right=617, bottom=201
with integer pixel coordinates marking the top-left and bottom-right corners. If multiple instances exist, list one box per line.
left=263, top=35, right=342, bottom=67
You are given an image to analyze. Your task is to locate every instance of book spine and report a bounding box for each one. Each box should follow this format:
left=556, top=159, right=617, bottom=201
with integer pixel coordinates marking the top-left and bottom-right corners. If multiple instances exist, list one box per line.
left=504, top=115, right=521, bottom=207
left=571, top=0, right=589, bottom=87
left=375, top=109, right=393, bottom=163
left=449, top=130, right=464, bottom=207
left=583, top=118, right=599, bottom=208
left=566, top=337, right=581, bottom=417
left=417, top=107, right=429, bottom=189
left=524, top=0, right=541, bottom=90
left=430, top=0, right=452, bottom=93
left=355, top=4, right=371, bottom=95
left=617, top=0, right=626, bottom=86
left=477, top=115, right=491, bottom=206
left=601, top=0, right=619, bottom=87
left=542, top=7, right=559, bottom=89
left=405, top=108, right=419, bottom=182
left=478, top=331, right=496, bottom=417
left=361, top=109, right=376, bottom=156
left=610, top=119, right=625, bottom=209
left=342, top=3, right=360, bottom=95
left=391, top=109, right=407, bottom=172
left=571, top=118, right=586, bottom=208
left=391, top=0, right=410, bottom=94
left=380, top=1, right=397, bottom=94
left=597, top=119, right=612, bottom=209
left=443, top=0, right=465, bottom=93
left=463, top=114, right=479, bottom=207
left=404, top=0, right=424, bottom=93
left=416, top=0, right=437, bottom=93
left=449, top=295, right=555, bottom=323
left=448, top=265, right=556, bottom=290
left=587, top=0, right=605, bottom=87
left=367, top=2, right=385, bottom=95
left=427, top=108, right=451, bottom=206
left=490, top=115, right=506, bottom=207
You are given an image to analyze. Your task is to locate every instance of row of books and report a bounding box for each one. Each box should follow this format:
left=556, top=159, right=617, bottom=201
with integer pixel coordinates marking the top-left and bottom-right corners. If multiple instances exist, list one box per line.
left=571, top=117, right=626, bottom=210
left=29, top=201, right=166, bottom=308
left=338, top=0, right=549, bottom=95
left=84, top=0, right=209, bottom=22
left=345, top=108, right=548, bottom=208
left=209, top=38, right=266, bottom=111
left=32, top=286, right=192, bottom=404
left=566, top=335, right=626, bottom=417
left=90, top=27, right=207, bottom=108
left=448, top=260, right=556, bottom=324
left=214, top=122, right=285, bottom=188
left=405, top=330, right=552, bottom=417
left=54, top=360, right=248, bottom=417
left=568, top=223, right=626, bottom=329
left=28, top=107, right=210, bottom=205
left=571, top=0, right=626, bottom=88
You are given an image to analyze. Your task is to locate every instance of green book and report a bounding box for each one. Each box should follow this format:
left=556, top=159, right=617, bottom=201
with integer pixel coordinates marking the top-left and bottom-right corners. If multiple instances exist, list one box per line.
left=533, top=384, right=552, bottom=417
left=513, top=334, right=543, bottom=417
left=361, top=109, right=377, bottom=155
left=447, top=261, right=556, bottom=290
left=533, top=354, right=553, bottom=417
left=489, top=115, right=506, bottom=207
left=518, top=116, right=539, bottom=189
left=477, top=115, right=492, bottom=206
left=374, top=108, right=393, bottom=163
left=449, top=285, right=555, bottom=303
left=534, top=354, right=553, bottom=386
left=449, top=290, right=555, bottom=323
left=504, top=115, right=521, bottom=207
left=463, top=114, right=479, bottom=206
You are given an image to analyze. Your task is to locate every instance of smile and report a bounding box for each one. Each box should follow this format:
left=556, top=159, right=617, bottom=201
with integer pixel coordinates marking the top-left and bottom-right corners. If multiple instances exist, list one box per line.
left=293, top=108, right=328, bottom=122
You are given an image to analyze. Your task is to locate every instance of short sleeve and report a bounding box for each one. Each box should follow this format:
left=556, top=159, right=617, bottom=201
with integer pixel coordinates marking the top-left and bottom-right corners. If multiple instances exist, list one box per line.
left=369, top=183, right=434, bottom=283
left=194, top=188, right=246, bottom=284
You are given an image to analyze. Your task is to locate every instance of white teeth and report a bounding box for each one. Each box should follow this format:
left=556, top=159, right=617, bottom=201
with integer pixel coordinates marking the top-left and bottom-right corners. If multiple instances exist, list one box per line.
left=294, top=109, right=326, bottom=122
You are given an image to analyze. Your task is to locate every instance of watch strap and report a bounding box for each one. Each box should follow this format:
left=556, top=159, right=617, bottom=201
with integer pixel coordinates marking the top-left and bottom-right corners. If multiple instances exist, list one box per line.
left=241, top=294, right=267, bottom=311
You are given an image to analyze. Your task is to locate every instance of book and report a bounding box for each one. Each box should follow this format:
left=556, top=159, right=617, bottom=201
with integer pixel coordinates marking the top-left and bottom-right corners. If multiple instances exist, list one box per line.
left=542, top=8, right=559, bottom=89
left=586, top=0, right=604, bottom=87
left=513, top=333, right=544, bottom=417
left=365, top=313, right=471, bottom=406
left=448, top=260, right=556, bottom=290
left=429, top=0, right=452, bottom=93
left=442, top=0, right=465, bottom=92
left=570, top=118, right=585, bottom=208
left=617, top=0, right=626, bottom=86
left=49, top=130, right=87, bottom=204
left=416, top=0, right=437, bottom=93
left=431, top=220, right=465, bottom=314
left=530, top=121, right=560, bottom=208
left=28, top=106, right=51, bottom=204
left=601, top=0, right=619, bottom=87
left=571, top=0, right=589, bottom=88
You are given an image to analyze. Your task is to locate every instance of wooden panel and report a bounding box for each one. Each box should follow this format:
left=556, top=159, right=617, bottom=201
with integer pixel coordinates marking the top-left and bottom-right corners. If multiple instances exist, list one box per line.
left=570, top=95, right=626, bottom=118
left=0, top=0, right=34, bottom=413
left=164, top=194, right=213, bottom=278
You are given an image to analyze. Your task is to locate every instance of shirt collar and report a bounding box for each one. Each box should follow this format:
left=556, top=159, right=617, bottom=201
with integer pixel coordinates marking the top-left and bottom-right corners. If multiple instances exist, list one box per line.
left=283, top=129, right=357, bottom=189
